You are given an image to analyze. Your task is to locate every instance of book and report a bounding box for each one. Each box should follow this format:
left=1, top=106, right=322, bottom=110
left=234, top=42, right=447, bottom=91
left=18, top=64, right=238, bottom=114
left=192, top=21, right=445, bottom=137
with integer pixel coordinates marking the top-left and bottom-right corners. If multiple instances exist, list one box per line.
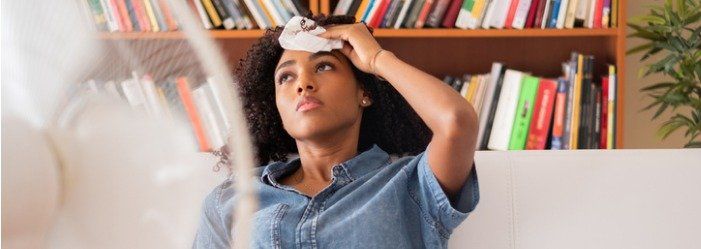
left=568, top=53, right=583, bottom=149
left=193, top=85, right=226, bottom=148
left=394, top=0, right=415, bottom=28
left=426, top=0, right=452, bottom=27
left=547, top=0, right=562, bottom=28
left=211, top=0, right=235, bottom=29
left=600, top=76, right=608, bottom=149
left=258, top=0, right=281, bottom=27
left=414, top=0, right=435, bottom=28
left=158, top=0, right=179, bottom=30
left=607, top=64, right=616, bottom=148
left=403, top=0, right=426, bottom=27
left=382, top=0, right=403, bottom=28
left=487, top=69, right=523, bottom=151
left=356, top=0, right=374, bottom=21
left=124, top=0, right=142, bottom=31
left=555, top=0, right=569, bottom=28
left=577, top=55, right=594, bottom=149
left=176, top=77, right=211, bottom=152
left=511, top=0, right=532, bottom=29
left=142, top=0, right=161, bottom=31
left=147, top=0, right=169, bottom=31
left=454, top=0, right=476, bottom=29
left=441, top=0, right=463, bottom=28
left=524, top=0, right=541, bottom=28
left=525, top=78, right=557, bottom=149
left=503, top=0, right=520, bottom=29
left=563, top=0, right=578, bottom=28
left=477, top=63, right=505, bottom=149
left=549, top=77, right=568, bottom=149
left=242, top=0, right=269, bottom=29
left=508, top=74, right=539, bottom=150
left=592, top=83, right=601, bottom=148
left=86, top=0, right=109, bottom=31
left=601, top=0, right=610, bottom=27
left=348, top=0, right=365, bottom=16
left=370, top=0, right=392, bottom=27
left=191, top=0, right=213, bottom=29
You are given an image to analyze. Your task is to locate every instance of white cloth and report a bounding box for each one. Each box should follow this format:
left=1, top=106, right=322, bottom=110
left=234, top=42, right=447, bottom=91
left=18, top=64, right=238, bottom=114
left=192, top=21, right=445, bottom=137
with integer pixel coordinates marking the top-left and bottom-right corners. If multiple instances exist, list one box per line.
left=278, top=16, right=344, bottom=53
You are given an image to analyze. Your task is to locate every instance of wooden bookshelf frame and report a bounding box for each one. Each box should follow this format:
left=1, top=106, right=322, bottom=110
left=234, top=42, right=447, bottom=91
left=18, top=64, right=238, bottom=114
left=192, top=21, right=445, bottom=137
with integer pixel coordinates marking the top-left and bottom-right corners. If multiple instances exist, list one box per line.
left=97, top=0, right=627, bottom=148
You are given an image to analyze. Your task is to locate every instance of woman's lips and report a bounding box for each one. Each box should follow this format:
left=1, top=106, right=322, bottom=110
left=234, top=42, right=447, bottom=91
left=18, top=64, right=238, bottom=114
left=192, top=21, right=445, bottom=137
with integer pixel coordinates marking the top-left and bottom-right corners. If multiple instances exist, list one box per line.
left=297, top=102, right=322, bottom=112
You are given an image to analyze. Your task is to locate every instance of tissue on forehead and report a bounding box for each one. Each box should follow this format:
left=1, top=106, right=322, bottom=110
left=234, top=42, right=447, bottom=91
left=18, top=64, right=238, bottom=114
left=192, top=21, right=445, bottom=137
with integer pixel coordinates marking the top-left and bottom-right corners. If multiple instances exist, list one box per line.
left=278, top=16, right=343, bottom=53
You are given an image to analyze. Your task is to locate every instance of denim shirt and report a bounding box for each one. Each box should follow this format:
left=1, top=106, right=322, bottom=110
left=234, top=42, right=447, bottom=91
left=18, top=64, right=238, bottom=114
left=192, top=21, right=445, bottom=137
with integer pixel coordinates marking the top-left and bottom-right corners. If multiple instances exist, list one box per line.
left=193, top=144, right=480, bottom=248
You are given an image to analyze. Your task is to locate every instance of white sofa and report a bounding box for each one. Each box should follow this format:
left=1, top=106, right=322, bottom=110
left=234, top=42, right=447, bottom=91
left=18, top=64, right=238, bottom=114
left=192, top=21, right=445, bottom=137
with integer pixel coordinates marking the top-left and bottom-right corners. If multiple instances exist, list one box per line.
left=449, top=149, right=701, bottom=249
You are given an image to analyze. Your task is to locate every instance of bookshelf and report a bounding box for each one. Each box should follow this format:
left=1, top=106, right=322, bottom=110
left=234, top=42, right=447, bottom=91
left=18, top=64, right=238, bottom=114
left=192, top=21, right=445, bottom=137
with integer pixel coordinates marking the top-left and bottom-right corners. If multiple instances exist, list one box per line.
left=97, top=0, right=628, bottom=149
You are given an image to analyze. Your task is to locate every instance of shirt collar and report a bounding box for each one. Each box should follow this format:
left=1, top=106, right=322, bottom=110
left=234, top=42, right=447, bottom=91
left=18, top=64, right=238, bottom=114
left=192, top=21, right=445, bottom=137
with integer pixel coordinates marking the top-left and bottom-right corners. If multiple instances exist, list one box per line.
left=260, top=144, right=391, bottom=184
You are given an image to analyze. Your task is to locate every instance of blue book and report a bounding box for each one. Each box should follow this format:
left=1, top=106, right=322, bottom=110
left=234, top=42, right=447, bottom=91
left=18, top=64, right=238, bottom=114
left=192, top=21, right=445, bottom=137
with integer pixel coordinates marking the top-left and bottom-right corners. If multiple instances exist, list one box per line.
left=550, top=77, right=568, bottom=149
left=362, top=0, right=377, bottom=22
left=124, top=0, right=141, bottom=31
left=547, top=0, right=562, bottom=28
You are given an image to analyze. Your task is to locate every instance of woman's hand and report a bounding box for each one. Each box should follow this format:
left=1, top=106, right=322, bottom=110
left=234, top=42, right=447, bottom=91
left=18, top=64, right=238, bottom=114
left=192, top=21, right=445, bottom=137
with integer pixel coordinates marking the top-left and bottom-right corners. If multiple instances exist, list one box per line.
left=318, top=23, right=383, bottom=74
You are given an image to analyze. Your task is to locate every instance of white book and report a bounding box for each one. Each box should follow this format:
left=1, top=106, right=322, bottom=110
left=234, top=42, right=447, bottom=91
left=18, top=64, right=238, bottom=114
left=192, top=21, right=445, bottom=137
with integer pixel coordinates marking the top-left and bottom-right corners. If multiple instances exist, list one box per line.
left=481, top=0, right=498, bottom=29
left=511, top=0, right=533, bottom=29
left=99, top=0, right=120, bottom=32
left=455, top=6, right=471, bottom=29
left=140, top=75, right=167, bottom=118
left=206, top=76, right=232, bottom=134
left=489, top=0, right=513, bottom=29
left=243, top=0, right=270, bottom=29
left=487, top=69, right=523, bottom=151
left=193, top=86, right=225, bottom=149
left=262, top=0, right=285, bottom=26
left=574, top=0, right=588, bottom=21
left=476, top=62, right=503, bottom=147
left=120, top=78, right=147, bottom=111
left=607, top=66, right=616, bottom=149
left=193, top=0, right=213, bottom=29
left=564, top=0, right=579, bottom=28
left=394, top=0, right=415, bottom=29
left=585, top=0, right=596, bottom=28
left=540, top=0, right=552, bottom=28
left=233, top=0, right=255, bottom=29
left=555, top=0, right=569, bottom=28
left=201, top=81, right=229, bottom=141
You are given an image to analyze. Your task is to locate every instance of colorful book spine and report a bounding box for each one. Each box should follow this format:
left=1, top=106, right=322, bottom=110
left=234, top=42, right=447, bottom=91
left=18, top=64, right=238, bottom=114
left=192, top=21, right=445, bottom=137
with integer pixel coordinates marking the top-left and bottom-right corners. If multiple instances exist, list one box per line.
left=526, top=78, right=557, bottom=150
left=568, top=54, right=583, bottom=149
left=600, top=76, right=609, bottom=149
left=487, top=69, right=523, bottom=151
left=607, top=64, right=616, bottom=149
left=508, top=74, right=539, bottom=150
left=176, top=77, right=212, bottom=152
left=550, top=77, right=568, bottom=149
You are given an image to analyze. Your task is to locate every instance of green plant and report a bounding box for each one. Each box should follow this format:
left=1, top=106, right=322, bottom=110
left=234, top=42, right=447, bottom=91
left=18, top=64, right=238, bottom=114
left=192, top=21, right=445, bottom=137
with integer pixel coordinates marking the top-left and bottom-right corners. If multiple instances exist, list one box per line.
left=627, top=0, right=701, bottom=148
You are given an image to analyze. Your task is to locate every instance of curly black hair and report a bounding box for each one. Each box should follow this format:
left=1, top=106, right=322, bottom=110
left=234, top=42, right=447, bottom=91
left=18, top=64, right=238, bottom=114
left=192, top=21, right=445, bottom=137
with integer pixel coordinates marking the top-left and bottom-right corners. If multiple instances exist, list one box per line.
left=226, top=14, right=432, bottom=166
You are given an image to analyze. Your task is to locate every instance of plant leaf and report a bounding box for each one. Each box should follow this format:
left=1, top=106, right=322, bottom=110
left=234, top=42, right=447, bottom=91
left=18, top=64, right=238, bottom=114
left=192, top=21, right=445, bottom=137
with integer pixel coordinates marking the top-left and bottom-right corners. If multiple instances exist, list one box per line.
left=641, top=82, right=677, bottom=91
left=627, top=43, right=654, bottom=55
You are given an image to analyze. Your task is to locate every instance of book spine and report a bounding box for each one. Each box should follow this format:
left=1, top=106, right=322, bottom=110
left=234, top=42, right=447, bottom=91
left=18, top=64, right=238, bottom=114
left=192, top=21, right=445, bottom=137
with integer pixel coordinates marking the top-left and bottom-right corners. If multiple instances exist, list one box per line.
left=404, top=0, right=426, bottom=27
left=356, top=0, right=373, bottom=21
left=539, top=0, right=552, bottom=28
left=426, top=0, right=450, bottom=27
left=532, top=0, right=547, bottom=28
left=569, top=54, right=583, bottom=149
left=202, top=0, right=223, bottom=27
left=382, top=0, right=402, bottom=28
left=442, top=0, right=463, bottom=28
left=414, top=0, right=435, bottom=28
left=550, top=77, right=568, bottom=149
left=526, top=79, right=557, bottom=150
left=242, top=0, right=268, bottom=28
left=610, top=0, right=617, bottom=27
left=131, top=0, right=152, bottom=31
left=600, top=76, right=608, bottom=149
left=601, top=0, right=610, bottom=27
left=592, top=0, right=603, bottom=28
left=454, top=0, right=475, bottom=29
left=607, top=64, right=616, bottom=148
left=99, top=0, right=120, bottom=31
left=503, top=0, right=520, bottom=29
left=547, top=0, right=561, bottom=28
left=564, top=0, right=579, bottom=28
left=124, top=0, right=141, bottom=31
left=256, top=0, right=277, bottom=27
left=148, top=0, right=169, bottom=31
left=508, top=75, right=539, bottom=150
left=394, top=0, right=415, bottom=28
left=261, top=0, right=285, bottom=26
left=87, top=0, right=109, bottom=31
left=488, top=69, right=523, bottom=151
left=555, top=0, right=569, bottom=28
left=470, top=0, right=489, bottom=29
left=142, top=0, right=161, bottom=31
left=193, top=86, right=225, bottom=149
left=511, top=0, right=532, bottom=29
left=371, top=0, right=392, bottom=27
left=158, top=0, right=179, bottom=30
left=524, top=0, right=541, bottom=28
left=176, top=77, right=212, bottom=152
left=212, top=0, right=236, bottom=29
left=476, top=63, right=503, bottom=148
left=592, top=84, right=601, bottom=149
left=578, top=55, right=593, bottom=149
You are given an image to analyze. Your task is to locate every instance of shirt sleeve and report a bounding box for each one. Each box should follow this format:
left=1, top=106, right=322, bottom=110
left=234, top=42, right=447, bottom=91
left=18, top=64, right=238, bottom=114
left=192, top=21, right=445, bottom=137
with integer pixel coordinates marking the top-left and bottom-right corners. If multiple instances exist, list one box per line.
left=412, top=148, right=480, bottom=233
left=192, top=180, right=232, bottom=249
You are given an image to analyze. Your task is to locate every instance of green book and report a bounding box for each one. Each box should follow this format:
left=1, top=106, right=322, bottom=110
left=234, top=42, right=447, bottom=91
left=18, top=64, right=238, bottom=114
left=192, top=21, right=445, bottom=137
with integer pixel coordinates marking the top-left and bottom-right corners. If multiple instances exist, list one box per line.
left=508, top=75, right=540, bottom=150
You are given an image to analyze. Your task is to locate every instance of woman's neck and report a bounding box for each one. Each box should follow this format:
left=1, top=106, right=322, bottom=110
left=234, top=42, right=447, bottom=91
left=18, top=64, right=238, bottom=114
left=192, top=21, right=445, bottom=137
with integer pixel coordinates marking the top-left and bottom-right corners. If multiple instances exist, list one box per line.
left=295, top=135, right=359, bottom=183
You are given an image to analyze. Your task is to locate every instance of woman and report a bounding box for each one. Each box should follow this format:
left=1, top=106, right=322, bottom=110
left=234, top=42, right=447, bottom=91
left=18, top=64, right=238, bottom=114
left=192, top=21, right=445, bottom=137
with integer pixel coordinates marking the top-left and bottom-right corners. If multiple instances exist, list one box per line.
left=194, top=14, right=480, bottom=248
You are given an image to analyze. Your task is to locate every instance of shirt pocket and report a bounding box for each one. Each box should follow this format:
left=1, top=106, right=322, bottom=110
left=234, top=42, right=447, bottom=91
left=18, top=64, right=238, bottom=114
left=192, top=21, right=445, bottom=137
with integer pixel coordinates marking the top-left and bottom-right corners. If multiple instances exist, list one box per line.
left=252, top=203, right=289, bottom=249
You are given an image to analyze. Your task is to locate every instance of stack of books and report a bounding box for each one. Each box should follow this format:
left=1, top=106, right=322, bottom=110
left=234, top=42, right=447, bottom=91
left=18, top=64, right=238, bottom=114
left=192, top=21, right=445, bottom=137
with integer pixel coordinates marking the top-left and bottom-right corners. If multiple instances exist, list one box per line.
left=83, top=0, right=309, bottom=32
left=443, top=51, right=616, bottom=150
left=334, top=0, right=617, bottom=29
left=76, top=72, right=229, bottom=152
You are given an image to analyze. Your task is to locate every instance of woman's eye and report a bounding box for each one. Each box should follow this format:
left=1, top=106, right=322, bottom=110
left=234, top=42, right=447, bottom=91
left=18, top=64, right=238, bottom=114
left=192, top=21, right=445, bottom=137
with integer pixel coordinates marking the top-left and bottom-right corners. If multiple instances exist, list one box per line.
left=316, top=63, right=333, bottom=73
left=278, top=74, right=292, bottom=84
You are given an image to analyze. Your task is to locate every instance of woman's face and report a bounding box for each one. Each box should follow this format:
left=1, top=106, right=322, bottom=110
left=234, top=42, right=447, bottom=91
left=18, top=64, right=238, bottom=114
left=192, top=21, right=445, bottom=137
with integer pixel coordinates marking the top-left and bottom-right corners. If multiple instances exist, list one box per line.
left=274, top=49, right=367, bottom=142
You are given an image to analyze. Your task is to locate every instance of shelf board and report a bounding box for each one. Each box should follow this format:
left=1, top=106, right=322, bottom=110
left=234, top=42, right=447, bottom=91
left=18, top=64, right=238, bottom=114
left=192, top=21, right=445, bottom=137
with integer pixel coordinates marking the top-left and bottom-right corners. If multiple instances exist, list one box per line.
left=98, top=28, right=618, bottom=40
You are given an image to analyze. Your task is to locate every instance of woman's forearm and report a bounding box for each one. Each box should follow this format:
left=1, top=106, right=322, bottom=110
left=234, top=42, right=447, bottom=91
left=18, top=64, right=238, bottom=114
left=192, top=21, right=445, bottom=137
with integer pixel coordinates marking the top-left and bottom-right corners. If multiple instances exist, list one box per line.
left=374, top=51, right=478, bottom=136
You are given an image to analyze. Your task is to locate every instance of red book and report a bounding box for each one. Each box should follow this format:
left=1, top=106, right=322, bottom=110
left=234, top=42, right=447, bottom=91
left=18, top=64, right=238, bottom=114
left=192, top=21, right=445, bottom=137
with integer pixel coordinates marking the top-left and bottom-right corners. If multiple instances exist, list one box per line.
left=176, top=77, right=212, bottom=152
left=600, top=76, right=609, bottom=148
left=370, top=0, right=392, bottom=28
left=504, top=0, right=521, bottom=29
left=533, top=0, right=548, bottom=29
left=414, top=0, right=435, bottom=28
left=109, top=0, right=127, bottom=31
left=115, top=0, right=134, bottom=32
left=525, top=79, right=557, bottom=150
left=441, top=0, right=463, bottom=28
left=525, top=0, right=541, bottom=28
left=593, top=0, right=604, bottom=28
left=130, top=0, right=152, bottom=31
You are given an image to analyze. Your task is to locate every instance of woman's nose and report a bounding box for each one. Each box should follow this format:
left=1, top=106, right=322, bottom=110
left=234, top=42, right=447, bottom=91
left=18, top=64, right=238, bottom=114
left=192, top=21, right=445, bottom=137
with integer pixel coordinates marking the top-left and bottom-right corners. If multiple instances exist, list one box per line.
left=296, top=73, right=316, bottom=94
